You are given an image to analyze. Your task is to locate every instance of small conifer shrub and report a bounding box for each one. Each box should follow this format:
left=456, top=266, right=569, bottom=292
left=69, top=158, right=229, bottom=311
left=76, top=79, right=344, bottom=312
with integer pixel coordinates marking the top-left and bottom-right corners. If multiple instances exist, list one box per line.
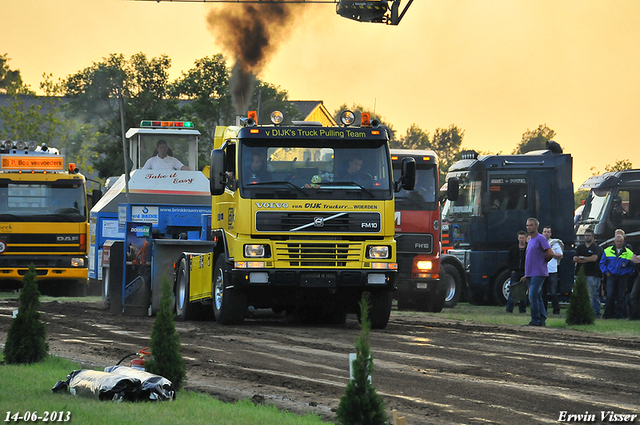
left=3, top=264, right=49, bottom=364
left=566, top=267, right=595, bottom=326
left=145, top=275, right=186, bottom=391
left=336, top=292, right=388, bottom=425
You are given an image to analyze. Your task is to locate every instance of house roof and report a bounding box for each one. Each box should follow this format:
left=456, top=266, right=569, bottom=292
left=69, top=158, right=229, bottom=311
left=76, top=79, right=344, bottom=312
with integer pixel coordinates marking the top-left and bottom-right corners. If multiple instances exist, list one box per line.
left=289, top=101, right=337, bottom=127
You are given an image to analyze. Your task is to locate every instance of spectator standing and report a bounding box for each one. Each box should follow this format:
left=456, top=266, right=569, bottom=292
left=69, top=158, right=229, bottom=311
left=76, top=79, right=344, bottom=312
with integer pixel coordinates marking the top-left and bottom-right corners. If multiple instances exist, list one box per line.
left=506, top=231, right=527, bottom=313
left=573, top=228, right=604, bottom=318
left=542, top=226, right=564, bottom=315
left=599, top=234, right=635, bottom=319
left=521, top=217, right=554, bottom=327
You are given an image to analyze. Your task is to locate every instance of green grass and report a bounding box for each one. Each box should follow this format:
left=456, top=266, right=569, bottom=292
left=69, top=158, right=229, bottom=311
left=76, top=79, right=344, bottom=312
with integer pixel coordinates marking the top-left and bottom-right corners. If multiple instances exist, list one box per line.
left=396, top=302, right=640, bottom=337
left=0, top=356, right=329, bottom=425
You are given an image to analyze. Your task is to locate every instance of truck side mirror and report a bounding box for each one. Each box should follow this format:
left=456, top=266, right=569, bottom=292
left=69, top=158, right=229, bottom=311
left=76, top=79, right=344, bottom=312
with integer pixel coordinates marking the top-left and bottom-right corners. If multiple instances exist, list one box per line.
left=447, top=177, right=459, bottom=202
left=91, top=189, right=102, bottom=208
left=210, top=149, right=225, bottom=196
left=396, top=157, right=416, bottom=192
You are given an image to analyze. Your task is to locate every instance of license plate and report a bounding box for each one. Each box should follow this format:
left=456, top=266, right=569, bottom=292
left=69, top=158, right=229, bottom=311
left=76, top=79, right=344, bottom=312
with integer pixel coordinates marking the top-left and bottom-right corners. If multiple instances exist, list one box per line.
left=301, top=272, right=337, bottom=287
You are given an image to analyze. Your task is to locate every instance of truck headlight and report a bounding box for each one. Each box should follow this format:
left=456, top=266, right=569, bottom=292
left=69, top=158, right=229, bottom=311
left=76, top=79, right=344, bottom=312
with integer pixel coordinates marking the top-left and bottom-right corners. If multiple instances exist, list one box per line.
left=416, top=260, right=433, bottom=271
left=367, top=245, right=390, bottom=259
left=244, top=244, right=267, bottom=258
left=71, top=258, right=85, bottom=267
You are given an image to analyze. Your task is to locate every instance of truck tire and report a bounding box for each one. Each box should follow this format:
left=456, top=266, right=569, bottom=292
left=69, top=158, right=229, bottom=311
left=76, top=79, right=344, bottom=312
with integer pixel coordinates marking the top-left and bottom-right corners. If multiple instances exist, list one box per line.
left=360, top=290, right=392, bottom=329
left=442, top=263, right=461, bottom=308
left=492, top=269, right=511, bottom=306
left=213, top=255, right=247, bottom=325
left=430, top=294, right=445, bottom=313
left=414, top=294, right=432, bottom=312
left=175, top=257, right=205, bottom=321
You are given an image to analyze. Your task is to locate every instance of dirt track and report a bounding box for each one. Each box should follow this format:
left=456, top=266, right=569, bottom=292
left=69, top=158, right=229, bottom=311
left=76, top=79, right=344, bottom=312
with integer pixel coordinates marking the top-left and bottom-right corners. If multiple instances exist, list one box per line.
left=1, top=299, right=639, bottom=424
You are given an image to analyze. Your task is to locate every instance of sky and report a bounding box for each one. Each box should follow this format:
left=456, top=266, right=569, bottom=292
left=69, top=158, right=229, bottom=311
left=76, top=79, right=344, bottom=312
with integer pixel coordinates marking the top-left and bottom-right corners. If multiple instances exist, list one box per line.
left=5, top=0, right=640, bottom=188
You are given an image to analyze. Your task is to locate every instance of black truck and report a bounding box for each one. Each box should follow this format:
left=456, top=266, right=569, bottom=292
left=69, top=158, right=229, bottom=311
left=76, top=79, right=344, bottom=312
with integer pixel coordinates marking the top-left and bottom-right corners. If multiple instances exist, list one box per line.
left=576, top=169, right=640, bottom=247
left=440, top=142, right=575, bottom=305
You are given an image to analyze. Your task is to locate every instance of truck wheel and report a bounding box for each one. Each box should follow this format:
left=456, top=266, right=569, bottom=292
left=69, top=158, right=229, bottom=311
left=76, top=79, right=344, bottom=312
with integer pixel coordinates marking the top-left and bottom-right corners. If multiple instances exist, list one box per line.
left=442, top=263, right=461, bottom=308
left=413, top=294, right=432, bottom=312
left=175, top=257, right=202, bottom=321
left=102, top=268, right=110, bottom=310
left=359, top=291, right=392, bottom=329
left=213, top=256, right=247, bottom=325
left=492, top=270, right=511, bottom=306
left=430, top=294, right=445, bottom=313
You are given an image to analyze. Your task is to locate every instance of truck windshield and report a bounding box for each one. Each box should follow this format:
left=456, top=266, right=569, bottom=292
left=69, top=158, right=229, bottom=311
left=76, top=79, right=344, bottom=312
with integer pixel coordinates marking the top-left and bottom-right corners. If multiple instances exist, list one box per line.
left=442, top=178, right=482, bottom=222
left=0, top=181, right=87, bottom=222
left=580, top=189, right=611, bottom=221
left=393, top=165, right=437, bottom=210
left=138, top=134, right=193, bottom=170
left=240, top=140, right=392, bottom=200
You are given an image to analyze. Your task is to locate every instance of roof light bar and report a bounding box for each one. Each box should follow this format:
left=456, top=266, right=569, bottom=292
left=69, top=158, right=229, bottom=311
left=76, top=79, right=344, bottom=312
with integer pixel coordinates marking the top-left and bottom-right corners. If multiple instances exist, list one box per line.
left=140, top=120, right=194, bottom=128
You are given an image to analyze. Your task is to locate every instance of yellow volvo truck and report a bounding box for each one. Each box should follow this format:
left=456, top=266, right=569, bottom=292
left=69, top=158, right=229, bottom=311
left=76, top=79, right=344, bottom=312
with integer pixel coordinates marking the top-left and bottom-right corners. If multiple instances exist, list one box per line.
left=0, top=140, right=96, bottom=295
left=174, top=111, right=415, bottom=328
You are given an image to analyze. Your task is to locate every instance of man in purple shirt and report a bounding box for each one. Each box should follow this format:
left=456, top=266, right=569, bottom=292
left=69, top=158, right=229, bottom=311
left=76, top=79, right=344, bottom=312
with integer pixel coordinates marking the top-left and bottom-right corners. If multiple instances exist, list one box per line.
left=520, top=218, right=554, bottom=326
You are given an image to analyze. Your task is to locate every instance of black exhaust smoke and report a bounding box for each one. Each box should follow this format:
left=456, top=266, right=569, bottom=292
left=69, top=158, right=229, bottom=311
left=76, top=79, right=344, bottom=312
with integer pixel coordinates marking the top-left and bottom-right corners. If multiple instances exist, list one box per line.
left=207, top=2, right=295, bottom=115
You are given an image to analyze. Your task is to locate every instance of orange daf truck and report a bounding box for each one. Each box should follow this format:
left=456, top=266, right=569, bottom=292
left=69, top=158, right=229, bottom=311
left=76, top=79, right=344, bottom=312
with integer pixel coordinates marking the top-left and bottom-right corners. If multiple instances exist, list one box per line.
left=0, top=140, right=98, bottom=295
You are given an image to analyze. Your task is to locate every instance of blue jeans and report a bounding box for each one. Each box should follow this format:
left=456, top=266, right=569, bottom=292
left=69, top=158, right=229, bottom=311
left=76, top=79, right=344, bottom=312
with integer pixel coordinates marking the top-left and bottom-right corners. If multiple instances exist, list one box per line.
left=585, top=275, right=602, bottom=318
left=506, top=272, right=526, bottom=313
left=543, top=272, right=560, bottom=314
left=604, top=274, right=627, bottom=319
left=528, top=276, right=547, bottom=326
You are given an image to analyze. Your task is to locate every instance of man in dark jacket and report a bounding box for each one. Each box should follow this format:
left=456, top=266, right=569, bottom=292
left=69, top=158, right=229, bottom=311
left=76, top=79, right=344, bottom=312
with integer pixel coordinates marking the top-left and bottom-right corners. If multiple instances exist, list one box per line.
left=506, top=230, right=527, bottom=313
left=573, top=228, right=603, bottom=318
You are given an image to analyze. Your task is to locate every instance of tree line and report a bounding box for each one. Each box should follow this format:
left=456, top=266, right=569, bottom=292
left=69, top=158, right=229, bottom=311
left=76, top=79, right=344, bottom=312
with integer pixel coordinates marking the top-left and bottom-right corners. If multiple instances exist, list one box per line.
left=2, top=52, right=625, bottom=184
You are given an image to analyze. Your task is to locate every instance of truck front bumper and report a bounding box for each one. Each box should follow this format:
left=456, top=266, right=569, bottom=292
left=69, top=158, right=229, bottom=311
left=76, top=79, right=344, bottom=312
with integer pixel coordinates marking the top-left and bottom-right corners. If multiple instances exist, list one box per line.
left=395, top=277, right=446, bottom=296
left=229, top=268, right=396, bottom=290
left=0, top=255, right=88, bottom=282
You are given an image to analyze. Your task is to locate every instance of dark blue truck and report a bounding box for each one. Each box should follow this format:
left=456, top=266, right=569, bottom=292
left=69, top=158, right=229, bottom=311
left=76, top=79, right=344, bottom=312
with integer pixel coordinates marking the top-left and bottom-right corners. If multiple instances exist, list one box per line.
left=440, top=143, right=575, bottom=305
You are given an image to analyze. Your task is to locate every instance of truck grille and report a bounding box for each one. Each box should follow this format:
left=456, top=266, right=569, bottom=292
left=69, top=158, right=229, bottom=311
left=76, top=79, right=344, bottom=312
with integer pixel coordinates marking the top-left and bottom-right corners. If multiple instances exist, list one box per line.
left=396, top=234, right=434, bottom=254
left=0, top=233, right=83, bottom=254
left=256, top=211, right=381, bottom=233
left=274, top=241, right=361, bottom=267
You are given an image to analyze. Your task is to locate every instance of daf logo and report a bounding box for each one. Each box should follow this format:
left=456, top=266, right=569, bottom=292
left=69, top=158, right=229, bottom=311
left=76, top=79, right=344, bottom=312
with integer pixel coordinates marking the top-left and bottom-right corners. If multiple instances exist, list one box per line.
left=57, top=236, right=79, bottom=242
left=313, top=217, right=325, bottom=227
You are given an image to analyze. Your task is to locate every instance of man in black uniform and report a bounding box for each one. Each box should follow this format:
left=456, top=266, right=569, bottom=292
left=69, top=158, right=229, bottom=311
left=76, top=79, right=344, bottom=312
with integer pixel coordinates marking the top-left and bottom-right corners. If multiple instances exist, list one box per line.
left=573, top=228, right=603, bottom=318
left=506, top=230, right=527, bottom=313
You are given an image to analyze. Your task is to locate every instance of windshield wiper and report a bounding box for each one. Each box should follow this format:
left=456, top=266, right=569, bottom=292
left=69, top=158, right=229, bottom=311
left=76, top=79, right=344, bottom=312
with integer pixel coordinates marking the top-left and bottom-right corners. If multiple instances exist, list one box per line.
left=34, top=214, right=80, bottom=222
left=0, top=214, right=28, bottom=222
left=319, top=181, right=375, bottom=198
left=247, top=181, right=308, bottom=197
left=578, top=219, right=601, bottom=224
